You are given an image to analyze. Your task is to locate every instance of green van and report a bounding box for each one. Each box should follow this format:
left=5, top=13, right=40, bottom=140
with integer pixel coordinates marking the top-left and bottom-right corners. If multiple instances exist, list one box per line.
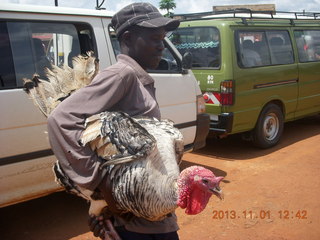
left=170, top=11, right=320, bottom=148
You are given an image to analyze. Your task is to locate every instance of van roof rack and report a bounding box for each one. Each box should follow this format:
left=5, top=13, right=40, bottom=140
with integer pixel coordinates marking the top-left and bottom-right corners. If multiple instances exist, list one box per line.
left=173, top=9, right=320, bottom=23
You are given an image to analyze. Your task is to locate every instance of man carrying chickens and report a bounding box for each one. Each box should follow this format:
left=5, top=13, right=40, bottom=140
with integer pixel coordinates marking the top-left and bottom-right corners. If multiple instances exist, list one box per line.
left=46, top=2, right=223, bottom=240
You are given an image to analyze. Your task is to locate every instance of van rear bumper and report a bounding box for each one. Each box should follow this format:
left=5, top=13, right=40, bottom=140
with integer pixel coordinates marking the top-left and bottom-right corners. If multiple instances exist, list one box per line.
left=209, top=112, right=234, bottom=134
left=192, top=113, right=210, bottom=150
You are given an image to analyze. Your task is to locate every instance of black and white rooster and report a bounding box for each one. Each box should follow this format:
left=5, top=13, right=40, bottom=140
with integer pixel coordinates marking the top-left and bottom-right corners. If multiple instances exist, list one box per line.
left=23, top=52, right=224, bottom=225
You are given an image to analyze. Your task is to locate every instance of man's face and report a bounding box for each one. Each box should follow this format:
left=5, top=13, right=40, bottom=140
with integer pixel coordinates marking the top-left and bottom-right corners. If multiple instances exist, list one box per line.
left=129, top=27, right=166, bottom=70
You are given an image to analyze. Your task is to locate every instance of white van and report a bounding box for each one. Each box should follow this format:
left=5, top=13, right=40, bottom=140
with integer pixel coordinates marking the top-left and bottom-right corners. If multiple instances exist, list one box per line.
left=0, top=4, right=209, bottom=207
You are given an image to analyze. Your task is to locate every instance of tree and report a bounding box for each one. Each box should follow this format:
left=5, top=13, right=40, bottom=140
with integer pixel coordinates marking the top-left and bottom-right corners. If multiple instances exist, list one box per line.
left=159, top=0, right=176, bottom=17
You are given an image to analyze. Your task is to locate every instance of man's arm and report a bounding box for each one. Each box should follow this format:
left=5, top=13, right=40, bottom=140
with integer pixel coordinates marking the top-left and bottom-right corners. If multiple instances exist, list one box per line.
left=47, top=69, right=127, bottom=190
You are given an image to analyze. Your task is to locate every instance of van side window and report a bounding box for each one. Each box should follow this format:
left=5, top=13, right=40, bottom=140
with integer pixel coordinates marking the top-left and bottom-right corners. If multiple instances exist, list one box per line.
left=0, top=22, right=16, bottom=88
left=237, top=32, right=266, bottom=67
left=0, top=21, right=95, bottom=89
left=169, top=27, right=220, bottom=69
left=294, top=30, right=320, bottom=62
left=266, top=31, right=294, bottom=65
left=237, top=30, right=294, bottom=68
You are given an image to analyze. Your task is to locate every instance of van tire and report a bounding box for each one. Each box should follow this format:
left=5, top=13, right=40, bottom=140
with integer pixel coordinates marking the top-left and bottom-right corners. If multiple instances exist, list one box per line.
left=252, top=104, right=284, bottom=148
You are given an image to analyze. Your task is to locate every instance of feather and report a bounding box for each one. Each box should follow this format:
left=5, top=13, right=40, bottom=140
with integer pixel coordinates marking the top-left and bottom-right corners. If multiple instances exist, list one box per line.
left=73, top=51, right=98, bottom=88
left=23, top=51, right=99, bottom=117
left=53, top=160, right=82, bottom=195
left=80, top=112, right=156, bottom=166
left=23, top=75, right=54, bottom=116
left=80, top=117, right=104, bottom=146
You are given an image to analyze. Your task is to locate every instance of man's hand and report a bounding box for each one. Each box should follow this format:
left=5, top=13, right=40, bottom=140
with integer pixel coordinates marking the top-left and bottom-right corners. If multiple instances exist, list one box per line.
left=88, top=214, right=105, bottom=239
left=88, top=214, right=122, bottom=240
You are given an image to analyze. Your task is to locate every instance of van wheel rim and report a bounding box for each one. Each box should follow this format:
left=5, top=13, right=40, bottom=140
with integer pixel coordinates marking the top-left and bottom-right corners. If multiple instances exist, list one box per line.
left=263, top=113, right=279, bottom=141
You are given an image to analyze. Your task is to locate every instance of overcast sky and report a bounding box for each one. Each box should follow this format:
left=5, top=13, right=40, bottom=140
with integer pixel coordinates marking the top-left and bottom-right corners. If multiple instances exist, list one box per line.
left=2, top=0, right=320, bottom=14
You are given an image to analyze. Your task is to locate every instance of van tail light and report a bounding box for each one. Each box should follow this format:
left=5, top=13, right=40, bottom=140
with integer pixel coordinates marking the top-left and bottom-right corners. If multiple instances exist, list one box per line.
left=220, top=80, right=234, bottom=105
left=203, top=80, right=234, bottom=106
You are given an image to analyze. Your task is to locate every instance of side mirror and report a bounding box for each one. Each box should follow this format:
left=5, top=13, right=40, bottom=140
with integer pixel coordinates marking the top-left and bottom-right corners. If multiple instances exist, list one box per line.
left=182, top=52, right=193, bottom=70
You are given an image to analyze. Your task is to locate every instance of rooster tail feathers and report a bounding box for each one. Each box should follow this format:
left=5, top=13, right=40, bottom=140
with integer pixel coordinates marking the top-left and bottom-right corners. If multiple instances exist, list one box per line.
left=46, top=64, right=74, bottom=97
left=23, top=75, right=53, bottom=117
left=73, top=51, right=99, bottom=88
left=23, top=52, right=98, bottom=116
left=23, top=74, right=40, bottom=93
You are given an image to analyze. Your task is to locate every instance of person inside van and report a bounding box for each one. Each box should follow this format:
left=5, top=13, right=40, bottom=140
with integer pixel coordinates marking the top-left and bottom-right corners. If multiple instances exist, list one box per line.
left=46, top=2, right=180, bottom=240
left=241, top=39, right=262, bottom=67
left=32, top=38, right=52, bottom=79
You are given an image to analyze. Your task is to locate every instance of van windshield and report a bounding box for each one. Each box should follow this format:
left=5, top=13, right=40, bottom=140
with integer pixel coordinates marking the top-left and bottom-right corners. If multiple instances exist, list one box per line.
left=169, top=27, right=220, bottom=68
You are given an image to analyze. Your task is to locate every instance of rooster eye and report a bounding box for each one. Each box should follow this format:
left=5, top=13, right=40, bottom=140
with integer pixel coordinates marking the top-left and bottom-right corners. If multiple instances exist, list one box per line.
left=202, top=179, right=208, bottom=184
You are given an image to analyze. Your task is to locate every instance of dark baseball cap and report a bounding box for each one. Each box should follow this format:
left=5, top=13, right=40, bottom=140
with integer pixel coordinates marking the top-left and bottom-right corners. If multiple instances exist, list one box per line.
left=111, top=2, right=180, bottom=37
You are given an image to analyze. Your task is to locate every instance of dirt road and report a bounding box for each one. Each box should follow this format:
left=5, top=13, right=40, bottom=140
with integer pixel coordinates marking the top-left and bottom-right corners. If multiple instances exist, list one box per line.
left=1, top=116, right=319, bottom=240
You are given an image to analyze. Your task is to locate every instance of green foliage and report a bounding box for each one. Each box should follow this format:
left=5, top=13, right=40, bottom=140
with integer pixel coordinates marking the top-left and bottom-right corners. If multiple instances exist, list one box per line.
left=159, top=0, right=176, bottom=17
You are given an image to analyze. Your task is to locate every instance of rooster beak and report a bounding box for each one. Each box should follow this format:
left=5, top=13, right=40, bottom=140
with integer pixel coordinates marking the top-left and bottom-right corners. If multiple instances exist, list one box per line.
left=210, top=186, right=224, bottom=200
